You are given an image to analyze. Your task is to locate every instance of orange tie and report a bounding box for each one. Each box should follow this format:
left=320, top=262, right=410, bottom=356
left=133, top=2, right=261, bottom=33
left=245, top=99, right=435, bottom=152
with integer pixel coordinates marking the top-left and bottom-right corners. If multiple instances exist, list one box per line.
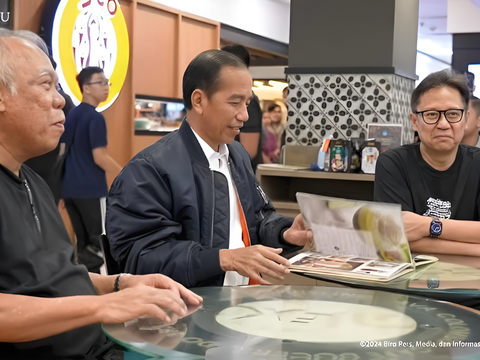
left=236, top=195, right=259, bottom=285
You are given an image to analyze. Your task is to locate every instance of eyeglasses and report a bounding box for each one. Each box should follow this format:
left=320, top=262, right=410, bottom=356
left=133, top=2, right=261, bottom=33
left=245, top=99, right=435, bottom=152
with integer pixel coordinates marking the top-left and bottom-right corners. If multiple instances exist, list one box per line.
left=86, top=80, right=111, bottom=87
left=415, top=109, right=465, bottom=124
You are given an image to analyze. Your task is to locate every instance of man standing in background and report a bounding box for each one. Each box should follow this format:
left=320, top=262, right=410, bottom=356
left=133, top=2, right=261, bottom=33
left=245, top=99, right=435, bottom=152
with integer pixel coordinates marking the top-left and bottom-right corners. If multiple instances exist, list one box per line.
left=62, top=67, right=122, bottom=273
left=221, top=44, right=263, bottom=172
left=461, top=96, right=480, bottom=147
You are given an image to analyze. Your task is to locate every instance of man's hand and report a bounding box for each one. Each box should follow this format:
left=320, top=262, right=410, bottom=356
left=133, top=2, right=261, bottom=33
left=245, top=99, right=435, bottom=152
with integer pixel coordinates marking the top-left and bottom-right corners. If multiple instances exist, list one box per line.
left=219, top=245, right=290, bottom=285
left=120, top=274, right=203, bottom=306
left=283, top=214, right=313, bottom=246
left=97, top=286, right=188, bottom=325
left=402, top=211, right=431, bottom=241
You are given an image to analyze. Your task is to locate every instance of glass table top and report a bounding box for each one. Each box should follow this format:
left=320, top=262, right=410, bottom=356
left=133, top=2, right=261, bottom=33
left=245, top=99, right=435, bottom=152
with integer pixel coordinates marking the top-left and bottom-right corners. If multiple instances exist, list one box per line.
left=103, top=285, right=480, bottom=360
left=299, top=254, right=480, bottom=306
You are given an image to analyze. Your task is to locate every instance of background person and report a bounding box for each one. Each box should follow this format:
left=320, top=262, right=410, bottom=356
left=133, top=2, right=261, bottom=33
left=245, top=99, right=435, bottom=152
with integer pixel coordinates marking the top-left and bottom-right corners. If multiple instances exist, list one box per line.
left=266, top=102, right=286, bottom=150
left=62, top=66, right=123, bottom=273
left=262, top=110, right=280, bottom=163
left=461, top=96, right=480, bottom=147
left=221, top=44, right=263, bottom=172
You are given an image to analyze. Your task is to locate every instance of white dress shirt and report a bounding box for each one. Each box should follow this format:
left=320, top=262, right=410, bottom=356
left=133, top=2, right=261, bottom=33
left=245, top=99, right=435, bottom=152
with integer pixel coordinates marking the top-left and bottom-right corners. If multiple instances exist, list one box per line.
left=191, top=129, right=248, bottom=286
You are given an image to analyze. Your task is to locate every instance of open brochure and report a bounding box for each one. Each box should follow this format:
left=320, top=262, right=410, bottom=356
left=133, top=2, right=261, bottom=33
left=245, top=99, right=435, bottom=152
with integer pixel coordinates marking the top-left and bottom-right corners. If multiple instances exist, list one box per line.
left=289, top=193, right=438, bottom=282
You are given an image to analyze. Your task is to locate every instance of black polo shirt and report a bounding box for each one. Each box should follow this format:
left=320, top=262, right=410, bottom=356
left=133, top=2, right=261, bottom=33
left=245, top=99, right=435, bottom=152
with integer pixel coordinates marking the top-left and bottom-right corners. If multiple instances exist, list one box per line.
left=0, top=163, right=105, bottom=358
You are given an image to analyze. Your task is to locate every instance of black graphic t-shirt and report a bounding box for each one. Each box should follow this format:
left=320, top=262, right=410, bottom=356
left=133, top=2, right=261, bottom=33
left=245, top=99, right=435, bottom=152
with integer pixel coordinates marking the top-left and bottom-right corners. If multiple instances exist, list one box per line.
left=374, top=143, right=480, bottom=221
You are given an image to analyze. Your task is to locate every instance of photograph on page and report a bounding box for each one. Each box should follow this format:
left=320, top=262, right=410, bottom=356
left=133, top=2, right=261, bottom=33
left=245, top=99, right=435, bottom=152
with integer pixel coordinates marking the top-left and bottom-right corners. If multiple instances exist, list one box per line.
left=296, top=192, right=412, bottom=264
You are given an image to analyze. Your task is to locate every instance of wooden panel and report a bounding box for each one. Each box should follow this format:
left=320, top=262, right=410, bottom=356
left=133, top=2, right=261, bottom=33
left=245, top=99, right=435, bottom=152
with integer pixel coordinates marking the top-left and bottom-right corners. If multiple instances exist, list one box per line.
left=103, top=0, right=134, bottom=186
left=177, top=16, right=219, bottom=98
left=133, top=3, right=177, bottom=98
left=13, top=0, right=47, bottom=31
left=132, top=134, right=163, bottom=157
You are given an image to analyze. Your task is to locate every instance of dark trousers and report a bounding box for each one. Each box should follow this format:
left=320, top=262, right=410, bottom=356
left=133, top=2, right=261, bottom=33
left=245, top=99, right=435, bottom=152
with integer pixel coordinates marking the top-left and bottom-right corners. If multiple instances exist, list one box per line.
left=64, top=197, right=104, bottom=273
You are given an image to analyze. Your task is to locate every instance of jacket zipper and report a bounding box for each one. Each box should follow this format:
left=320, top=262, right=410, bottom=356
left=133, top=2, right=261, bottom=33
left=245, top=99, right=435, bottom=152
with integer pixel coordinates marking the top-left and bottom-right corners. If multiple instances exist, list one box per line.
left=24, top=180, right=42, bottom=234
left=257, top=185, right=269, bottom=205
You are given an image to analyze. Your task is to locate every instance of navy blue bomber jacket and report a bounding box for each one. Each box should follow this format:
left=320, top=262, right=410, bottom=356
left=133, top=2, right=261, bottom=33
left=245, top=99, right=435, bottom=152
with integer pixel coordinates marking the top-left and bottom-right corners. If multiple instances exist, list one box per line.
left=106, top=120, right=299, bottom=287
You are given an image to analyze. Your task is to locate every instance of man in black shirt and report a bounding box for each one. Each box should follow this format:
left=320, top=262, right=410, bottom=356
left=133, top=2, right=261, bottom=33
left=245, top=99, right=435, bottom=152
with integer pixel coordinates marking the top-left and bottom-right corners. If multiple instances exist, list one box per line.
left=375, top=69, right=480, bottom=256
left=0, top=30, right=201, bottom=359
left=221, top=44, right=263, bottom=172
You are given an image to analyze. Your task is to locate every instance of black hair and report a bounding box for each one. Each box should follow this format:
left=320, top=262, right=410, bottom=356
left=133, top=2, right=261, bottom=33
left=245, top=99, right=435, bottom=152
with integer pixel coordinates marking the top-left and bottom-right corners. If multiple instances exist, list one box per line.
left=220, top=44, right=251, bottom=68
left=267, top=103, right=281, bottom=112
left=411, top=69, right=470, bottom=113
left=182, top=49, right=247, bottom=110
left=76, top=66, right=104, bottom=93
left=470, top=96, right=480, bottom=115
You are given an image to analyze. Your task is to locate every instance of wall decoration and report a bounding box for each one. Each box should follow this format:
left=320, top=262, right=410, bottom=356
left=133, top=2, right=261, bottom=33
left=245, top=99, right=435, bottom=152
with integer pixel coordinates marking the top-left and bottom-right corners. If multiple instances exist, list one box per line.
left=285, top=74, right=415, bottom=146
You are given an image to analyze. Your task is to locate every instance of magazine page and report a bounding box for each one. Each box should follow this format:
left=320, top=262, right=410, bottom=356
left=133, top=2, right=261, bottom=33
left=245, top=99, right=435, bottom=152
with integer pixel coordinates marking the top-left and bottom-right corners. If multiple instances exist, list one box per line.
left=289, top=252, right=411, bottom=280
left=296, top=192, right=412, bottom=264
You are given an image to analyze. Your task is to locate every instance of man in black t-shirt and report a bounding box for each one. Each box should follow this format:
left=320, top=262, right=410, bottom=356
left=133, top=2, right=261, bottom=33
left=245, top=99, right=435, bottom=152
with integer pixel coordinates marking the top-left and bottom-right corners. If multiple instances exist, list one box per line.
left=0, top=30, right=202, bottom=359
left=375, top=69, right=480, bottom=256
left=221, top=44, right=263, bottom=172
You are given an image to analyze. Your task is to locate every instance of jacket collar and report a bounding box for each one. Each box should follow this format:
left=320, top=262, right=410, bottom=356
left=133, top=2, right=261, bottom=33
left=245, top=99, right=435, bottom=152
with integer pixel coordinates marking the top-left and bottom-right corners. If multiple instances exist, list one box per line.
left=178, top=119, right=210, bottom=167
left=179, top=119, right=236, bottom=168
left=178, top=119, right=242, bottom=170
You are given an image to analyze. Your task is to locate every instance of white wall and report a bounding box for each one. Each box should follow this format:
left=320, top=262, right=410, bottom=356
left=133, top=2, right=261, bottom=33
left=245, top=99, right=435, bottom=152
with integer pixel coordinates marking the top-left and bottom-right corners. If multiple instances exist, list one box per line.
left=447, top=0, right=480, bottom=33
left=150, top=0, right=290, bottom=44
left=416, top=52, right=451, bottom=85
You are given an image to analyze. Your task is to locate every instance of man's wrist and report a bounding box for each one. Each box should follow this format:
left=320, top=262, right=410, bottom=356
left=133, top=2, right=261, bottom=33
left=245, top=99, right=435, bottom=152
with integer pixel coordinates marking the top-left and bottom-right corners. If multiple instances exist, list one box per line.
left=429, top=217, right=443, bottom=238
left=113, top=273, right=130, bottom=292
left=219, top=249, right=232, bottom=272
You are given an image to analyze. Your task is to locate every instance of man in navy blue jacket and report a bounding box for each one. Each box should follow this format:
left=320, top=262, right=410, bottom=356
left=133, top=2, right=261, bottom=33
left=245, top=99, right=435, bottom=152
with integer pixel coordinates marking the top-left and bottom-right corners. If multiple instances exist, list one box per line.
left=107, top=50, right=313, bottom=287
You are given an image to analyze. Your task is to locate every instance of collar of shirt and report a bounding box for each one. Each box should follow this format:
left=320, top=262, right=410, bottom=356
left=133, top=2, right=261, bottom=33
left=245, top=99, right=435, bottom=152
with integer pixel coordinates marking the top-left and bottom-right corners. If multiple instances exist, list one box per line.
left=191, top=128, right=229, bottom=171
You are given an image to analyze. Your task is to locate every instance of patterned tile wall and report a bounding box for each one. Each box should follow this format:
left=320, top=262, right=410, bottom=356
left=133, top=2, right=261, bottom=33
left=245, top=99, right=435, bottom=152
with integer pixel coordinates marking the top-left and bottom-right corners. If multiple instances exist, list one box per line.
left=285, top=73, right=415, bottom=146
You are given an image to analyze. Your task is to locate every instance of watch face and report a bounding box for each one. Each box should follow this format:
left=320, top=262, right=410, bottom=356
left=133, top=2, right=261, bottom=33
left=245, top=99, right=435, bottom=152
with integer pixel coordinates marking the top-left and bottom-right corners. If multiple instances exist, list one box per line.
left=430, top=220, right=442, bottom=235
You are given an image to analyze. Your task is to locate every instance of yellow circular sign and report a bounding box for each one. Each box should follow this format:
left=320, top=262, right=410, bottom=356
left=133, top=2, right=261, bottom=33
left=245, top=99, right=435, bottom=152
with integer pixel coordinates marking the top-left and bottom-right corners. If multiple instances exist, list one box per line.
left=52, top=0, right=129, bottom=111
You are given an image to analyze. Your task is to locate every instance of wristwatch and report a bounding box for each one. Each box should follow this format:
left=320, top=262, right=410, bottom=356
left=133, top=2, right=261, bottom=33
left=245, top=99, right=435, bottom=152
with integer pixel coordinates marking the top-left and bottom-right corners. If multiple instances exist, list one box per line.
left=427, top=278, right=440, bottom=289
left=429, top=217, right=442, bottom=238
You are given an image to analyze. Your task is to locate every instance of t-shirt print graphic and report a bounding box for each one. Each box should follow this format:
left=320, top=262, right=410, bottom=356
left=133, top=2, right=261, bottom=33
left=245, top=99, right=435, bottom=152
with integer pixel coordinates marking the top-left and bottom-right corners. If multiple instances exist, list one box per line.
left=423, top=197, right=451, bottom=219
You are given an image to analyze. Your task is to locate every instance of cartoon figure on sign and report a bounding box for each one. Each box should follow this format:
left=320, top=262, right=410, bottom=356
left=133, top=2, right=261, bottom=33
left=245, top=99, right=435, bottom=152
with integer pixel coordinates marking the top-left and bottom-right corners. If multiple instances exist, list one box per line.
left=52, top=0, right=129, bottom=110
left=72, top=0, right=117, bottom=79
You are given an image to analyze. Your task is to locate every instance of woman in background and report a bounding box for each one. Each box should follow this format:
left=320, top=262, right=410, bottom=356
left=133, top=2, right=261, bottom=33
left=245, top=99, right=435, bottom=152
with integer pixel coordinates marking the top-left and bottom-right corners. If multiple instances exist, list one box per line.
left=262, top=111, right=280, bottom=163
left=266, top=103, right=286, bottom=149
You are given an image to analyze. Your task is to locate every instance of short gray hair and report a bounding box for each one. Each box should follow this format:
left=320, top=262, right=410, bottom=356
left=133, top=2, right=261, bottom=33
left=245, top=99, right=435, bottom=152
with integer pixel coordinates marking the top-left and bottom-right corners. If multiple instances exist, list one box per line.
left=0, top=29, right=50, bottom=96
left=0, top=29, right=19, bottom=95
left=14, top=30, right=50, bottom=56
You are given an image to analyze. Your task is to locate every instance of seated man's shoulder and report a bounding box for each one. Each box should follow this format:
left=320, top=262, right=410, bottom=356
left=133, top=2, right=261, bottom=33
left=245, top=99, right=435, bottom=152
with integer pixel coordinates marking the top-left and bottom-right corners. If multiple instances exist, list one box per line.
left=459, top=144, right=480, bottom=161
left=130, top=131, right=186, bottom=166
